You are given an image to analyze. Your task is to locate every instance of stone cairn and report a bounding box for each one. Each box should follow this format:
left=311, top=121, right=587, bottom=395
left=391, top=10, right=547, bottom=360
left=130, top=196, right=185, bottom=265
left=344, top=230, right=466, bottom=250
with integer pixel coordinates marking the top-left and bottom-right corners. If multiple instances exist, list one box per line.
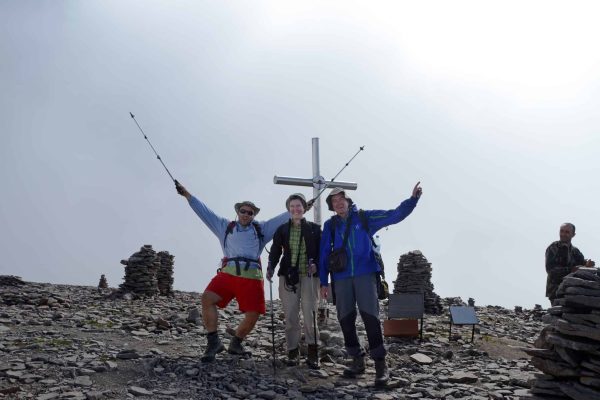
left=119, top=245, right=160, bottom=298
left=393, top=250, right=443, bottom=314
left=98, top=274, right=108, bottom=289
left=524, top=267, right=600, bottom=399
left=156, top=251, right=175, bottom=297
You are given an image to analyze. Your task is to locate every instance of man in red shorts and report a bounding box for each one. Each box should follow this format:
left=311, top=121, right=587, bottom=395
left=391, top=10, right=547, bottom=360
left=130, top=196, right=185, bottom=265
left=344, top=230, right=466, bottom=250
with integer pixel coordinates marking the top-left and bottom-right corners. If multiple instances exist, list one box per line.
left=176, top=181, right=290, bottom=362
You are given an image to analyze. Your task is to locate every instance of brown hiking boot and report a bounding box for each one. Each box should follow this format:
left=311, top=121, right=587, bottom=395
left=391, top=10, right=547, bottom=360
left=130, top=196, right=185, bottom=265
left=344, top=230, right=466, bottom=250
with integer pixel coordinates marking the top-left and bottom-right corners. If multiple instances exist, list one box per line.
left=228, top=336, right=251, bottom=356
left=374, top=358, right=389, bottom=387
left=307, top=344, right=319, bottom=369
left=343, top=354, right=366, bottom=378
left=285, top=348, right=299, bottom=366
left=201, top=333, right=225, bottom=363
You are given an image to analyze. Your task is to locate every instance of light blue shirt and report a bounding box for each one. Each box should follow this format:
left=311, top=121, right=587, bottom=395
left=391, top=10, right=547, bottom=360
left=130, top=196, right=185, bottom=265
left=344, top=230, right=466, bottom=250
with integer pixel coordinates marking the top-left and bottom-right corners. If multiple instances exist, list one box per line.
left=188, top=196, right=289, bottom=261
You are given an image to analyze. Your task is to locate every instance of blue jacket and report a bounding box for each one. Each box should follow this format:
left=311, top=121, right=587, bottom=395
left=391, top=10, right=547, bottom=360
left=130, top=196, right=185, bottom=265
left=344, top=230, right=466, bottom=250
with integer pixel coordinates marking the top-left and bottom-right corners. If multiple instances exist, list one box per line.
left=319, top=197, right=419, bottom=286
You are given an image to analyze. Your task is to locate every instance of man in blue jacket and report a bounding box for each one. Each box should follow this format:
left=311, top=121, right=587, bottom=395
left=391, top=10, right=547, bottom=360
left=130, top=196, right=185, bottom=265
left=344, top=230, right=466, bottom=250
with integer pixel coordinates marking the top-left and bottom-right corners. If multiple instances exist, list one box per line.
left=176, top=181, right=289, bottom=362
left=319, top=182, right=422, bottom=386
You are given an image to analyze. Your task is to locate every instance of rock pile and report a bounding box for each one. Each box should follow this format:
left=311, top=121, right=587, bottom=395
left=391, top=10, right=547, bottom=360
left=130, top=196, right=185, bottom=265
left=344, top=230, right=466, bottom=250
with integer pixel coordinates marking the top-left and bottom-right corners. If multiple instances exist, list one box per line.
left=98, top=274, right=108, bottom=289
left=119, top=245, right=160, bottom=298
left=394, top=250, right=444, bottom=314
left=525, top=267, right=600, bottom=399
left=157, top=251, right=175, bottom=297
left=0, top=279, right=543, bottom=399
left=0, top=275, right=25, bottom=286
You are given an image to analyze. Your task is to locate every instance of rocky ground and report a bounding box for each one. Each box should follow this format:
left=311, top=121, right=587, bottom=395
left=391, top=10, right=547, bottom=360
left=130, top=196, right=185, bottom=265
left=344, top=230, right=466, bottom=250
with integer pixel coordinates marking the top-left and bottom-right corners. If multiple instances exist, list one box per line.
left=1, top=279, right=546, bottom=399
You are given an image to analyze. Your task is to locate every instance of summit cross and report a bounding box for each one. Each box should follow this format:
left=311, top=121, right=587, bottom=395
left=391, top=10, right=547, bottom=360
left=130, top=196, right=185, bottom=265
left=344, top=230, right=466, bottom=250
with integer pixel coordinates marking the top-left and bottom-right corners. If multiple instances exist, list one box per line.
left=273, top=138, right=357, bottom=226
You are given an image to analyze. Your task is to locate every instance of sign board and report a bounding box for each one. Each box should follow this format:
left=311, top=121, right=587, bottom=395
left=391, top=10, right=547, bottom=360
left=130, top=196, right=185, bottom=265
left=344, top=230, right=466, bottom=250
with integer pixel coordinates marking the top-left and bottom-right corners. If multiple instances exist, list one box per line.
left=449, top=306, right=479, bottom=325
left=388, top=293, right=424, bottom=319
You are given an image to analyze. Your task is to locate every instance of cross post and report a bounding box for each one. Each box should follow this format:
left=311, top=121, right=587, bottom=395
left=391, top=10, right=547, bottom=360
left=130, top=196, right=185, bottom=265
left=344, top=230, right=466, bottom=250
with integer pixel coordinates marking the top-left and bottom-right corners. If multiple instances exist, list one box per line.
left=273, top=138, right=357, bottom=226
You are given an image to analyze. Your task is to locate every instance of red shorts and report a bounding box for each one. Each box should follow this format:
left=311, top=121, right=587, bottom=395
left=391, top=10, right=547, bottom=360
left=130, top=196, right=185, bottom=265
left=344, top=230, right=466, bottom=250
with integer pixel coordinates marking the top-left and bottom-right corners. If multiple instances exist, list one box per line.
left=205, top=272, right=266, bottom=314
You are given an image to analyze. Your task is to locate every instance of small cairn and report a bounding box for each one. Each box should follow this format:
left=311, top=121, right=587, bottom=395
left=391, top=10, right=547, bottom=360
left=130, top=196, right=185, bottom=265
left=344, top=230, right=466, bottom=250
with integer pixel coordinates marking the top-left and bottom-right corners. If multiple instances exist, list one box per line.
left=119, top=245, right=160, bottom=298
left=393, top=250, right=443, bottom=314
left=98, top=274, right=108, bottom=289
left=525, top=267, right=600, bottom=399
left=157, top=251, right=175, bottom=297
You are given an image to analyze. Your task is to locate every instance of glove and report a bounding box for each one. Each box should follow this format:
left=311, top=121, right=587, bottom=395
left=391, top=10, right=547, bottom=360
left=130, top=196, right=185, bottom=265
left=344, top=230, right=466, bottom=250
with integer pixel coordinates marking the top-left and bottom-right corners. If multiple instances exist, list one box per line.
left=175, top=180, right=187, bottom=196
left=266, top=266, right=275, bottom=282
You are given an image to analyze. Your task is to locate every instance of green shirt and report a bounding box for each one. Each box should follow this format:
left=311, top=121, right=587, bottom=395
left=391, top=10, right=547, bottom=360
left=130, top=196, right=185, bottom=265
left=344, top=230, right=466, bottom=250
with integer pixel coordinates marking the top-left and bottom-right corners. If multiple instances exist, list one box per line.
left=289, top=223, right=308, bottom=276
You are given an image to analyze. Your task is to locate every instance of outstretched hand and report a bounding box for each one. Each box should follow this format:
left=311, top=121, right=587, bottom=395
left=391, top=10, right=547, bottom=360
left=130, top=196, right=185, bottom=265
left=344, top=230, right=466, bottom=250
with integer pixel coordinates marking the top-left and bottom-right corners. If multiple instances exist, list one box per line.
left=412, top=181, right=422, bottom=199
left=175, top=180, right=191, bottom=199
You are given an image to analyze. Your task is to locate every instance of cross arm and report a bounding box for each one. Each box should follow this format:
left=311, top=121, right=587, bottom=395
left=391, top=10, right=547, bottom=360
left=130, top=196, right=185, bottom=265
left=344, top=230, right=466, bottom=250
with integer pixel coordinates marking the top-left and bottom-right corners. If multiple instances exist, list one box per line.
left=273, top=176, right=357, bottom=190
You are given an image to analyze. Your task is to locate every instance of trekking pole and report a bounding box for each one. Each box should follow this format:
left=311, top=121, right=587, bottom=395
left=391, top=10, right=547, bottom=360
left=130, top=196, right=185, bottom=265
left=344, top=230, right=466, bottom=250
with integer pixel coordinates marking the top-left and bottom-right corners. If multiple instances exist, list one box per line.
left=309, top=259, right=319, bottom=368
left=129, top=112, right=177, bottom=184
left=310, top=146, right=365, bottom=203
left=269, top=278, right=276, bottom=375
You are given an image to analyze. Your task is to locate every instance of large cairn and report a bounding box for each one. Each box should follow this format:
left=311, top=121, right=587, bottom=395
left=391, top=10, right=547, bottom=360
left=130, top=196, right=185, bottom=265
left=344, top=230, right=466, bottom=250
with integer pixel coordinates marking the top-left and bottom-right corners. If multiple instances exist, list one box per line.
left=119, top=245, right=160, bottom=298
left=394, top=250, right=443, bottom=314
left=156, top=251, right=175, bottom=297
left=524, top=267, right=600, bottom=399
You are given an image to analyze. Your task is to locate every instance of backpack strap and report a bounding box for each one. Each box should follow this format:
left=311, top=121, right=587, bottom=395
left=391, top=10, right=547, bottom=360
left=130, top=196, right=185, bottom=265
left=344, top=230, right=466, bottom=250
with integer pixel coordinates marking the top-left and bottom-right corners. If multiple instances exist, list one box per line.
left=224, top=221, right=264, bottom=248
left=358, top=210, right=386, bottom=278
left=358, top=209, right=377, bottom=247
left=329, top=215, right=352, bottom=252
left=223, top=221, right=237, bottom=248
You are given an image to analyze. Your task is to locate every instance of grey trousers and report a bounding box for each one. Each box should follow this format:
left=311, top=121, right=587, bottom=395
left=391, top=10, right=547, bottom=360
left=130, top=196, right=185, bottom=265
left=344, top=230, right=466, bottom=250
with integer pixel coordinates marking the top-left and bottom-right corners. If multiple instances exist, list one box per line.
left=278, top=275, right=320, bottom=351
left=334, top=272, right=386, bottom=360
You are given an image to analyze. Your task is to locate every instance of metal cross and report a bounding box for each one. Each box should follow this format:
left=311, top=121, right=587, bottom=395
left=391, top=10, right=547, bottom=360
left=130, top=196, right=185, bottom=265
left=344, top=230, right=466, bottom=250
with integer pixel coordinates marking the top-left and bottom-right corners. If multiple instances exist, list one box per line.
left=273, top=138, right=357, bottom=225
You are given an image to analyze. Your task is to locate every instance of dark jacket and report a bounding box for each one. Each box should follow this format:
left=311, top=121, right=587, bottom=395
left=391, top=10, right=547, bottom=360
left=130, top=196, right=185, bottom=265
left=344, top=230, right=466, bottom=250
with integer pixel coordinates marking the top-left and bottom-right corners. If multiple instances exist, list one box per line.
left=545, top=240, right=585, bottom=300
left=269, top=219, right=322, bottom=276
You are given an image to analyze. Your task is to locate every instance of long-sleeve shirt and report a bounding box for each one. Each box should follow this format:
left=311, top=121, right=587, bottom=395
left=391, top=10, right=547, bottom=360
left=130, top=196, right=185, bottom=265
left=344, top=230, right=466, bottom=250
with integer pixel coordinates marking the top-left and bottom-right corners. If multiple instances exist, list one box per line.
left=188, top=196, right=289, bottom=277
left=319, top=197, right=419, bottom=286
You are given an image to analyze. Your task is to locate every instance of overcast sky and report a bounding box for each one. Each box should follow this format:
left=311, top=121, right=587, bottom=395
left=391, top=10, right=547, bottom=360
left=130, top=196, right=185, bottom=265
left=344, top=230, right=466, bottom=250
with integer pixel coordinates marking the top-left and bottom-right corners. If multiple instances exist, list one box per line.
left=2, top=1, right=599, bottom=308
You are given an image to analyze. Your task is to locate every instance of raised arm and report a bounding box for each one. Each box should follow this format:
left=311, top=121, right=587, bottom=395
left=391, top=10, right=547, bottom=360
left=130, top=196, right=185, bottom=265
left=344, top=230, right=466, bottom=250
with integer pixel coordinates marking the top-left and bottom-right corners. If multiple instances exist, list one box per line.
left=363, top=181, right=422, bottom=233
left=175, top=181, right=228, bottom=238
left=258, top=211, right=290, bottom=243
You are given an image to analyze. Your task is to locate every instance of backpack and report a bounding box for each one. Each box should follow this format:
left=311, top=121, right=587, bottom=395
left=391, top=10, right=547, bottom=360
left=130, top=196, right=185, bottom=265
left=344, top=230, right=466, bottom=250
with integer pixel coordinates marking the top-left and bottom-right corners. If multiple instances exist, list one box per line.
left=224, top=221, right=264, bottom=248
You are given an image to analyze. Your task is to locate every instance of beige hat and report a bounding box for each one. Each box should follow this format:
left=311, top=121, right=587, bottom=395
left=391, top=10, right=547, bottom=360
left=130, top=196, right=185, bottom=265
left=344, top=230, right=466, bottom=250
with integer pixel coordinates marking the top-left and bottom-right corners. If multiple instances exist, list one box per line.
left=234, top=201, right=260, bottom=216
left=325, top=187, right=353, bottom=211
left=285, top=193, right=308, bottom=210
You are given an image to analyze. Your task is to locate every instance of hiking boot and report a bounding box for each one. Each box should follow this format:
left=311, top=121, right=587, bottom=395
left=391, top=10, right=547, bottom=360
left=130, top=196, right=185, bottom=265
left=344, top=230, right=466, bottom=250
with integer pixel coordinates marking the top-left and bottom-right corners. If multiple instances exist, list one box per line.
left=306, top=344, right=319, bottom=369
left=285, top=348, right=299, bottom=366
left=201, top=333, right=224, bottom=363
left=228, top=336, right=251, bottom=356
left=343, top=354, right=366, bottom=378
left=374, top=358, right=389, bottom=387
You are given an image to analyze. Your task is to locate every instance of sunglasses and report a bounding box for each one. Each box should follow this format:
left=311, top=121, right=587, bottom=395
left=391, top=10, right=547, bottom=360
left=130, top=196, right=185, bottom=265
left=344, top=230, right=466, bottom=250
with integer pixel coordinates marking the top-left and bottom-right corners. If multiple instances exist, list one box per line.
left=239, top=209, right=254, bottom=216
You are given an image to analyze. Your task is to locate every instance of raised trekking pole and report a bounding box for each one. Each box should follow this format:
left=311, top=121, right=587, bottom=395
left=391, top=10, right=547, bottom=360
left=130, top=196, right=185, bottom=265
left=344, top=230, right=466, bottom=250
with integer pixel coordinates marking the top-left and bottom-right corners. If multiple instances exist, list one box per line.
left=129, top=112, right=178, bottom=186
left=269, top=278, right=276, bottom=375
left=309, top=146, right=365, bottom=204
left=309, top=258, right=319, bottom=368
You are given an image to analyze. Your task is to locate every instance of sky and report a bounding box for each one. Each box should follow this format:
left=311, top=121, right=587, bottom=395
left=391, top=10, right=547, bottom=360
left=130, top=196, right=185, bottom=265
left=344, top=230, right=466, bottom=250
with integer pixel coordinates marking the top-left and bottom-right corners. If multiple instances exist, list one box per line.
left=2, top=1, right=599, bottom=309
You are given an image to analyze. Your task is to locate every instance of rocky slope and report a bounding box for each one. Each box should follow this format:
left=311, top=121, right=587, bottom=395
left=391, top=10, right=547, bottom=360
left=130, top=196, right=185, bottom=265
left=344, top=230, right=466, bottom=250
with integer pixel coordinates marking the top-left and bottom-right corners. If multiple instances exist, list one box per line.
left=1, top=278, right=545, bottom=399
